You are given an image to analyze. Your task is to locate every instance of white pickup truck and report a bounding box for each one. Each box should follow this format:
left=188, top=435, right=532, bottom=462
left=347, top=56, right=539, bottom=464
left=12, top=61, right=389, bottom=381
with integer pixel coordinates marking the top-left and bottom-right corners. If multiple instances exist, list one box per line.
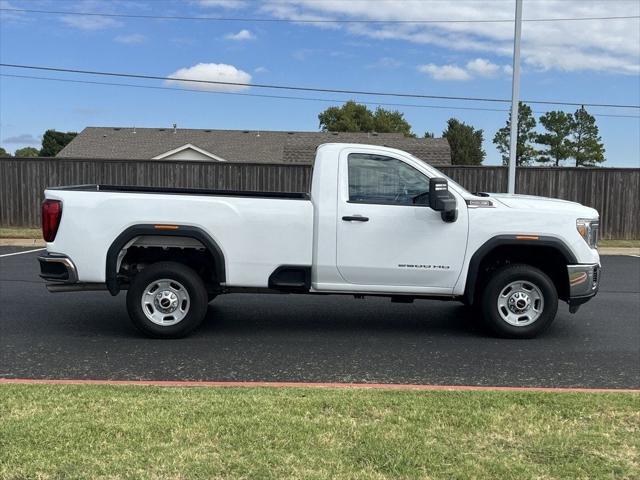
left=39, top=143, right=601, bottom=339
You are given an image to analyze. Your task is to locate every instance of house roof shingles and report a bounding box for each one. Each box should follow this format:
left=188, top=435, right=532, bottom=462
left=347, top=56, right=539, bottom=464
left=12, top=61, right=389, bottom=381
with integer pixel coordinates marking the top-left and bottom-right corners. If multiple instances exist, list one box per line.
left=57, top=127, right=451, bottom=166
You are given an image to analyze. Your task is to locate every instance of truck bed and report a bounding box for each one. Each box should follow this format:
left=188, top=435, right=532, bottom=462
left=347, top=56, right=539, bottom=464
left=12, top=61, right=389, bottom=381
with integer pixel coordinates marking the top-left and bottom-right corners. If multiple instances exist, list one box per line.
left=45, top=185, right=314, bottom=286
left=48, top=184, right=310, bottom=200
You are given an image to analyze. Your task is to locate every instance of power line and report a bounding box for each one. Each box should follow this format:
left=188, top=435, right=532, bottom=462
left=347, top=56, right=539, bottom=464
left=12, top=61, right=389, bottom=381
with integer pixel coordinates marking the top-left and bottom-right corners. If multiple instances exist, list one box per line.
left=1, top=63, right=638, bottom=110
left=0, top=73, right=509, bottom=113
left=2, top=73, right=637, bottom=119
left=1, top=7, right=639, bottom=24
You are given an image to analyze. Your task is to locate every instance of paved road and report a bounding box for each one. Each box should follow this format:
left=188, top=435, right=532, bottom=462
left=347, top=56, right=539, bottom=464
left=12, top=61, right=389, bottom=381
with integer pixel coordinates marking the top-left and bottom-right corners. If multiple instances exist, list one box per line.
left=1, top=247, right=638, bottom=388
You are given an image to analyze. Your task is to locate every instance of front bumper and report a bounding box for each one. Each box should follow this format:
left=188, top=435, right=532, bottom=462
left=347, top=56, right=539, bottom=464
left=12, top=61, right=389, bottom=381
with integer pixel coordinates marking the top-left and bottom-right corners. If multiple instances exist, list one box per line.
left=567, top=263, right=600, bottom=312
left=38, top=253, right=78, bottom=283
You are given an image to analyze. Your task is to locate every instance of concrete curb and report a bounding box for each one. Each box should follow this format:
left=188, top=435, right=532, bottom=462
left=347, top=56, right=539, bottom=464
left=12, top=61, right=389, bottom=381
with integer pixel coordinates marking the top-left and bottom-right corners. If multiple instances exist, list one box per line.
left=1, top=378, right=639, bottom=393
left=599, top=247, right=640, bottom=256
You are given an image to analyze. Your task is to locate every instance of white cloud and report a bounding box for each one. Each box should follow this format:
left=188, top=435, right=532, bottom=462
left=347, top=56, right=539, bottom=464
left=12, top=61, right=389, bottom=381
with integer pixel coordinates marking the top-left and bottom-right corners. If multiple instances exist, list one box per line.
left=165, top=63, right=252, bottom=92
left=2, top=133, right=40, bottom=145
left=254, top=66, right=268, bottom=73
left=0, top=0, right=25, bottom=21
left=259, top=2, right=340, bottom=29
left=225, top=29, right=255, bottom=41
left=60, top=15, right=121, bottom=30
left=292, top=48, right=318, bottom=61
left=418, top=63, right=471, bottom=81
left=171, top=37, right=196, bottom=46
left=368, top=57, right=403, bottom=69
left=196, top=0, right=247, bottom=8
left=114, top=33, right=147, bottom=44
left=466, top=58, right=501, bottom=78
left=418, top=58, right=510, bottom=81
left=260, top=0, right=640, bottom=75
left=57, top=0, right=127, bottom=30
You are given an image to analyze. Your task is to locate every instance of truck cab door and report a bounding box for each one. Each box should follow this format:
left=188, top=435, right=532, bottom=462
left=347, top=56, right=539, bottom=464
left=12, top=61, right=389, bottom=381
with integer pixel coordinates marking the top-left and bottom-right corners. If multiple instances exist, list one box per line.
left=335, top=150, right=468, bottom=292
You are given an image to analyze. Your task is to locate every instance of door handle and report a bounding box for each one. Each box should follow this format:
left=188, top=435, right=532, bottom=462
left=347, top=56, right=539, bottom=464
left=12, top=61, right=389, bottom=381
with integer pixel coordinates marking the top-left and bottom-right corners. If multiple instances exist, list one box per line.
left=342, top=215, right=369, bottom=222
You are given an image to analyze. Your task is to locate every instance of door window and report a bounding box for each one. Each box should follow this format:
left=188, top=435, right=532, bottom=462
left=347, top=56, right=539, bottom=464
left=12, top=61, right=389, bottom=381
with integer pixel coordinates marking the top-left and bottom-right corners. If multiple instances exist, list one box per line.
left=348, top=153, right=429, bottom=205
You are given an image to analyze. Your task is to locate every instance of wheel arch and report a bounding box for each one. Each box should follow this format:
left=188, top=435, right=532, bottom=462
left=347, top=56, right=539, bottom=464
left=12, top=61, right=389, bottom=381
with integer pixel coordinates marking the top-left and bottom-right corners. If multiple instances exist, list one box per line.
left=106, top=224, right=226, bottom=295
left=463, top=235, right=577, bottom=305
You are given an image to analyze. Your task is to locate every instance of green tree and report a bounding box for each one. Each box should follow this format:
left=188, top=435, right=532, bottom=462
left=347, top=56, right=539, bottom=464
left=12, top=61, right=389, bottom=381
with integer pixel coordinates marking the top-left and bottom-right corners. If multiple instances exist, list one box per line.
left=39, top=130, right=77, bottom=157
left=0, top=147, right=9, bottom=157
left=493, top=102, right=538, bottom=166
left=423, top=131, right=435, bottom=138
left=536, top=111, right=573, bottom=166
left=442, top=118, right=485, bottom=165
left=318, top=101, right=413, bottom=135
left=319, top=101, right=374, bottom=132
left=568, top=106, right=605, bottom=167
left=14, top=146, right=40, bottom=157
left=372, top=107, right=413, bottom=136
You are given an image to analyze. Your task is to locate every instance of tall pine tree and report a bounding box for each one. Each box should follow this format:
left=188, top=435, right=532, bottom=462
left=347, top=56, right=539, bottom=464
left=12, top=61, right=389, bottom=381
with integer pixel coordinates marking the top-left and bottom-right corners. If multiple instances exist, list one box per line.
left=442, top=118, right=485, bottom=165
left=493, top=102, right=538, bottom=166
left=536, top=111, right=573, bottom=166
left=568, top=106, right=605, bottom=167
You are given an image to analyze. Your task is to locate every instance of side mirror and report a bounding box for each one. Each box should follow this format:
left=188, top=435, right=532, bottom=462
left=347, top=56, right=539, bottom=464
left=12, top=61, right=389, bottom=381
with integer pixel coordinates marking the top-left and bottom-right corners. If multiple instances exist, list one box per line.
left=429, top=177, right=458, bottom=223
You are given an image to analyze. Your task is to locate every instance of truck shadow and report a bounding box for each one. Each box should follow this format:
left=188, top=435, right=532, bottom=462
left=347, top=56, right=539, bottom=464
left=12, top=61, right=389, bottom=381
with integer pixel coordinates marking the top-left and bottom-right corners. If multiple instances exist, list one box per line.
left=198, top=295, right=488, bottom=338
left=34, top=291, right=575, bottom=340
left=28, top=291, right=494, bottom=340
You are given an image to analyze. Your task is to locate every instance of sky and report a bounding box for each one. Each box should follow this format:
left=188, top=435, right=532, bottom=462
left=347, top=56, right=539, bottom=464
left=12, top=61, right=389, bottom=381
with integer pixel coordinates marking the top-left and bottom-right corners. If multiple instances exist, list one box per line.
left=0, top=0, right=639, bottom=167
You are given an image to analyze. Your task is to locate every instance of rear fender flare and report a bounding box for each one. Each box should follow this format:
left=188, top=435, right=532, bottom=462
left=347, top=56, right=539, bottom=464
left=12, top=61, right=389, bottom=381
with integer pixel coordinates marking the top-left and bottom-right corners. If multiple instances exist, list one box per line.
left=105, top=224, right=226, bottom=295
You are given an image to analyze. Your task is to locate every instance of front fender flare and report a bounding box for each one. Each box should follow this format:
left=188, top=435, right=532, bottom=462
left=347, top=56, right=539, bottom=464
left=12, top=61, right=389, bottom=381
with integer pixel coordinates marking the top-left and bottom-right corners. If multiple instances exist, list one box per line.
left=463, top=235, right=577, bottom=305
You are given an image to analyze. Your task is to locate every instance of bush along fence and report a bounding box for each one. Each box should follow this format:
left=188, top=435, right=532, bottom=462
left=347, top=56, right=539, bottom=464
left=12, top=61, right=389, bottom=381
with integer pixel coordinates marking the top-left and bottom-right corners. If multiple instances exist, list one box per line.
left=0, top=157, right=638, bottom=239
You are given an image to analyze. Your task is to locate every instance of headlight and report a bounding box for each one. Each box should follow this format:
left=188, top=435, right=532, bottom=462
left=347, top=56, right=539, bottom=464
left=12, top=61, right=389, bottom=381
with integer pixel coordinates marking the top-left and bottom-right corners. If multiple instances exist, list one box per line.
left=576, top=218, right=599, bottom=249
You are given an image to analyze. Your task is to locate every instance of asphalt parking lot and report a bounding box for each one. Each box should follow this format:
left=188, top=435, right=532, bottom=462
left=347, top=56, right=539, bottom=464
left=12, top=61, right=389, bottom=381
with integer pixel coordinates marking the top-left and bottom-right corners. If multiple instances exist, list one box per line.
left=0, top=247, right=638, bottom=388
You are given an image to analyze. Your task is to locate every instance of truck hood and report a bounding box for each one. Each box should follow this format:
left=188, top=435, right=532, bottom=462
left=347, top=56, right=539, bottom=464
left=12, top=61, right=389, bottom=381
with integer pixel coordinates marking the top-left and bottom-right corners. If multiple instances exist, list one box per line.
left=486, top=193, right=599, bottom=217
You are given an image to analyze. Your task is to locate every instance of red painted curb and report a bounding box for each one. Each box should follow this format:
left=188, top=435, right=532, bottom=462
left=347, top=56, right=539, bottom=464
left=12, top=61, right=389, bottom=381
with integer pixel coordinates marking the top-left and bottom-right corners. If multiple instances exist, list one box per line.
left=1, top=378, right=638, bottom=393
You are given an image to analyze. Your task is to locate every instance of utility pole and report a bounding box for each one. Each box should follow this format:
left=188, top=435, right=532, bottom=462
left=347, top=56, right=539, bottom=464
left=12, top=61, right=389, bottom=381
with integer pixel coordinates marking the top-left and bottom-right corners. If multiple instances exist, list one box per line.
left=507, top=0, right=523, bottom=194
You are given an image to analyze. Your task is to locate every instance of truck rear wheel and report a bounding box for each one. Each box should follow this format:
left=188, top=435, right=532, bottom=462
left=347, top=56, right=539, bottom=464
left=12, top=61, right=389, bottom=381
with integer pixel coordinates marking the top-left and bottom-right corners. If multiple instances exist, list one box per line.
left=480, top=264, right=558, bottom=338
left=126, top=261, right=208, bottom=338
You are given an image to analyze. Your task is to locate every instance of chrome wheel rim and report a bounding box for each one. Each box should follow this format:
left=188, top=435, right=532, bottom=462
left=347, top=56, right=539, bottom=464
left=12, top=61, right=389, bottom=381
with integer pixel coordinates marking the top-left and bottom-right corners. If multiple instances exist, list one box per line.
left=497, top=280, right=544, bottom=327
left=141, top=279, right=190, bottom=326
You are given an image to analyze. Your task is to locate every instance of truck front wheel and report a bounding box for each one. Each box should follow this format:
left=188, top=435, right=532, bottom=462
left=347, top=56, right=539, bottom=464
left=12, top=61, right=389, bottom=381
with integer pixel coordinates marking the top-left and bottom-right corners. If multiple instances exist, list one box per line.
left=126, top=261, right=208, bottom=338
left=480, top=264, right=558, bottom=338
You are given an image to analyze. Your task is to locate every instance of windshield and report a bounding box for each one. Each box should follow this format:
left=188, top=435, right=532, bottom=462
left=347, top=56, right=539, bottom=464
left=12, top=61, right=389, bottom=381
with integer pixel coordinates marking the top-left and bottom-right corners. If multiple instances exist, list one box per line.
left=407, top=154, right=472, bottom=196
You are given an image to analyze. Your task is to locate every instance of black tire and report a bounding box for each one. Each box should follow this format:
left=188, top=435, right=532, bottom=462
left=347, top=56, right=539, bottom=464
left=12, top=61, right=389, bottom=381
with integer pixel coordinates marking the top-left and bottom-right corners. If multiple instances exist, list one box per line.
left=480, top=264, right=558, bottom=339
left=126, top=261, right=208, bottom=338
left=207, top=294, right=218, bottom=303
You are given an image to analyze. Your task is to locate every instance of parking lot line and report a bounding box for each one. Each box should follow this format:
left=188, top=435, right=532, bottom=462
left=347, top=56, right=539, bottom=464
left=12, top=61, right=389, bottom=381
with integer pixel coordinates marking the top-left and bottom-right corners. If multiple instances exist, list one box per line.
left=0, top=248, right=45, bottom=258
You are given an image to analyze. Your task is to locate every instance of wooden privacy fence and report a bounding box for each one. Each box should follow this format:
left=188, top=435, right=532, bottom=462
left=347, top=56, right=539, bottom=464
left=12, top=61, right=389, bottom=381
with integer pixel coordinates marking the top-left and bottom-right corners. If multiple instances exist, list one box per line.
left=1, top=157, right=638, bottom=239
left=438, top=166, right=640, bottom=240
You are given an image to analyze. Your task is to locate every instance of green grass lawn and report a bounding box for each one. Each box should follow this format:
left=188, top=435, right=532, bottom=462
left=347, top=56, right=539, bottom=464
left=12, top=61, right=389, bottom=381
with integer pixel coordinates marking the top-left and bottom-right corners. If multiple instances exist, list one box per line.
left=0, top=227, right=41, bottom=239
left=0, top=385, right=638, bottom=479
left=599, top=239, right=640, bottom=248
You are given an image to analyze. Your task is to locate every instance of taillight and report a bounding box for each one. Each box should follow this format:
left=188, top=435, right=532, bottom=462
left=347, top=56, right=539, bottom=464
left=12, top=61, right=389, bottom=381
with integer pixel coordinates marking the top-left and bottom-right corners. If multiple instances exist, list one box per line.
left=42, top=199, right=63, bottom=242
